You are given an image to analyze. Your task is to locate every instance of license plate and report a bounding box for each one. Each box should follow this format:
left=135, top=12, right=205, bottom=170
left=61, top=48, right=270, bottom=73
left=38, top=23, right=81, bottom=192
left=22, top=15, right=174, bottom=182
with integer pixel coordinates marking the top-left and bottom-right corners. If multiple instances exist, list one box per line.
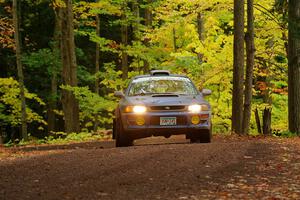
left=160, top=117, right=177, bottom=126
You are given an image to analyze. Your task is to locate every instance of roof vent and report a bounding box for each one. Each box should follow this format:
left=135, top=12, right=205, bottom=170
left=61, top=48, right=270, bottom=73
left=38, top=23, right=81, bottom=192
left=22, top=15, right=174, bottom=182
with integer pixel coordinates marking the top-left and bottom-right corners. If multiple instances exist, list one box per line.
left=150, top=70, right=170, bottom=76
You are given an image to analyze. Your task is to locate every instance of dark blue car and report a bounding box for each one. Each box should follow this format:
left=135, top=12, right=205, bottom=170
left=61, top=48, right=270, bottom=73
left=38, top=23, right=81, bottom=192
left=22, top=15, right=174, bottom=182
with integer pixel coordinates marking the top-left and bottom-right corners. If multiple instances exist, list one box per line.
left=113, top=70, right=212, bottom=147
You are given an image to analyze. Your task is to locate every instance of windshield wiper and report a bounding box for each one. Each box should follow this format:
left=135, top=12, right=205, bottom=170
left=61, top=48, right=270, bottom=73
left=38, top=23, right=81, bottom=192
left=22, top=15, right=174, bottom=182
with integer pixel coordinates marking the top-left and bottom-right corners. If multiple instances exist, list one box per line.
left=131, top=92, right=155, bottom=96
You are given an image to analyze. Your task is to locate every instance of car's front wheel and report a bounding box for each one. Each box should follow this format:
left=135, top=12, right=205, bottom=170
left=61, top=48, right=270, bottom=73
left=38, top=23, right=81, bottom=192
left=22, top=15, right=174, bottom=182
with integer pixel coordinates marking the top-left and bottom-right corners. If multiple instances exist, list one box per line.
left=190, top=129, right=212, bottom=143
left=115, top=119, right=133, bottom=147
left=199, top=129, right=211, bottom=143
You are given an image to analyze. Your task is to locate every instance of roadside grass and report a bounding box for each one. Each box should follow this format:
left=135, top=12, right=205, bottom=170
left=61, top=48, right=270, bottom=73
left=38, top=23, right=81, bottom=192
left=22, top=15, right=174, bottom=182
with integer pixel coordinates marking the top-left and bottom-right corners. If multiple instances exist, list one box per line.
left=213, top=129, right=298, bottom=138
left=2, top=129, right=298, bottom=148
left=4, top=131, right=112, bottom=147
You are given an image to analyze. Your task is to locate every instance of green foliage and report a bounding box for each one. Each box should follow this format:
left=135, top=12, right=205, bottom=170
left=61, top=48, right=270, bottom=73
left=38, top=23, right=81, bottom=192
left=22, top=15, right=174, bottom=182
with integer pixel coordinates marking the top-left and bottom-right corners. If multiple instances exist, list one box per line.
left=271, top=94, right=288, bottom=131
left=61, top=85, right=116, bottom=129
left=77, top=65, right=94, bottom=85
left=4, top=131, right=110, bottom=147
left=273, top=130, right=298, bottom=138
left=0, top=0, right=291, bottom=139
left=22, top=48, right=61, bottom=77
left=98, top=62, right=140, bottom=91
left=44, top=132, right=110, bottom=144
left=98, top=63, right=124, bottom=91
left=0, top=77, right=46, bottom=127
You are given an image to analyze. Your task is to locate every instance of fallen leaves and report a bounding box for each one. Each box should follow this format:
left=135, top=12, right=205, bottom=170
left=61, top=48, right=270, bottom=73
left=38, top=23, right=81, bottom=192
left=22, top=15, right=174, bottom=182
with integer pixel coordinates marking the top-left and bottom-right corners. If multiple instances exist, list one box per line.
left=190, top=137, right=300, bottom=200
left=1, top=136, right=300, bottom=199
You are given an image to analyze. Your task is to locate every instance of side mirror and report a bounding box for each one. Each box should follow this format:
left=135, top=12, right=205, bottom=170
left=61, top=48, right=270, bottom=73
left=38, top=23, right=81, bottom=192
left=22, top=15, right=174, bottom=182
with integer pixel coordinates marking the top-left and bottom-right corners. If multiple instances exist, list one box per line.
left=114, top=91, right=125, bottom=98
left=201, top=89, right=212, bottom=96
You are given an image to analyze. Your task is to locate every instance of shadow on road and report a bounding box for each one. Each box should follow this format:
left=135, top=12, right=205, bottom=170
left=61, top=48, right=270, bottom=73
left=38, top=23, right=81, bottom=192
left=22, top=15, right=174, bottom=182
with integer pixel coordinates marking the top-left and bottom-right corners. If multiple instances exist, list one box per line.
left=134, top=135, right=189, bottom=146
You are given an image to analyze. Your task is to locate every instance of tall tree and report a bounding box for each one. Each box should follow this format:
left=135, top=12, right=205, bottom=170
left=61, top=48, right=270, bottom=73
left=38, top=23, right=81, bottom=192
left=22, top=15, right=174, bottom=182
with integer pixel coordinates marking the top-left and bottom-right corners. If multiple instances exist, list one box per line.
left=48, top=6, right=62, bottom=134
left=232, top=0, right=245, bottom=134
left=132, top=0, right=141, bottom=72
left=143, top=0, right=152, bottom=74
left=196, top=13, right=204, bottom=63
left=95, top=14, right=100, bottom=94
left=0, top=128, right=3, bottom=144
left=93, top=4, right=101, bottom=132
left=13, top=0, right=27, bottom=140
left=242, top=0, right=255, bottom=135
left=121, top=1, right=128, bottom=80
left=60, top=0, right=80, bottom=133
left=288, top=0, right=300, bottom=134
left=197, top=13, right=204, bottom=41
left=132, top=0, right=140, bottom=40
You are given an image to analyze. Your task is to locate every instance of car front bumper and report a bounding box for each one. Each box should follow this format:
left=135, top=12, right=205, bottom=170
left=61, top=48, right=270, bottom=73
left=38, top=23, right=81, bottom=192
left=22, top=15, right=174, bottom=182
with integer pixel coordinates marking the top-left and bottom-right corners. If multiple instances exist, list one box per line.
left=121, top=111, right=211, bottom=139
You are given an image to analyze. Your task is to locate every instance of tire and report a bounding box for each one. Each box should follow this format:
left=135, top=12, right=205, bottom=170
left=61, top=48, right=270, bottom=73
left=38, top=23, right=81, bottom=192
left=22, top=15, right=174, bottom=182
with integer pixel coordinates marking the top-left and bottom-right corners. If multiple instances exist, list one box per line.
left=190, top=129, right=212, bottom=143
left=190, top=137, right=200, bottom=143
left=115, top=119, right=133, bottom=147
left=200, top=128, right=212, bottom=143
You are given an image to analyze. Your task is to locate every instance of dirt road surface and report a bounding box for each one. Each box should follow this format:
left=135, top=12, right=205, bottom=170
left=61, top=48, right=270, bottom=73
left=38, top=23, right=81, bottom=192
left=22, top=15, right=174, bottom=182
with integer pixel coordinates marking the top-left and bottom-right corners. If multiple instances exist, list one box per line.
left=1, top=136, right=300, bottom=200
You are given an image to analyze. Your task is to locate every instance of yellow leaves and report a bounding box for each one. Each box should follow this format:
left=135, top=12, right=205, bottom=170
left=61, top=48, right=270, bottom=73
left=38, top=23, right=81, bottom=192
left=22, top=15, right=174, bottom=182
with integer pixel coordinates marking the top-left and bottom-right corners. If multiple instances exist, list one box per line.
left=73, top=0, right=121, bottom=20
left=90, top=1, right=121, bottom=16
left=153, top=0, right=215, bottom=23
left=53, top=109, right=64, bottom=116
left=84, top=121, right=93, bottom=128
left=72, top=1, right=121, bottom=30
left=51, top=0, right=66, bottom=8
left=0, top=77, right=46, bottom=127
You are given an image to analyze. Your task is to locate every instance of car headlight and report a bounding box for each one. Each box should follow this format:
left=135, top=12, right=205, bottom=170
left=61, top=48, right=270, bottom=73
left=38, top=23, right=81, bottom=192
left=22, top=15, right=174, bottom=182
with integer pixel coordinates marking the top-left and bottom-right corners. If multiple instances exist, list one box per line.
left=188, top=104, right=209, bottom=113
left=133, top=106, right=147, bottom=113
left=125, top=106, right=147, bottom=114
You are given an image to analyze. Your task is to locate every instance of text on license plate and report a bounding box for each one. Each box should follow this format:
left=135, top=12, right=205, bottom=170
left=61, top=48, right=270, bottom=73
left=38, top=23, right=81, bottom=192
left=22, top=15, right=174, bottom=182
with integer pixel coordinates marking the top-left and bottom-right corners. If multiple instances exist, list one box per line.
left=160, top=117, right=177, bottom=126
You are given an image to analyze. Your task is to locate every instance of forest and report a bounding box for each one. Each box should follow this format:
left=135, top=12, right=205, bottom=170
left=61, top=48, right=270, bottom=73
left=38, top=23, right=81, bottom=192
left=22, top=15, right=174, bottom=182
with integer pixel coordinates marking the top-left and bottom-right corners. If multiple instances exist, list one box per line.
left=0, top=0, right=299, bottom=144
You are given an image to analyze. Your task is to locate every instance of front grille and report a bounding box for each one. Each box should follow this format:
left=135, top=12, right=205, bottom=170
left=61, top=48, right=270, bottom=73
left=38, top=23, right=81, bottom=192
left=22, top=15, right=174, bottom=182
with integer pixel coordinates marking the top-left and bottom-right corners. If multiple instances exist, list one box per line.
left=149, top=105, right=186, bottom=112
left=150, top=116, right=187, bottom=126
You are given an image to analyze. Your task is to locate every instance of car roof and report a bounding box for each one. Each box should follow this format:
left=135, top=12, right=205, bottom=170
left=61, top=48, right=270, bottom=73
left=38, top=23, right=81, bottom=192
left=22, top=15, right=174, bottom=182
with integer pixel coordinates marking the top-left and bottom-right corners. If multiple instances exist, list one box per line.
left=133, top=74, right=188, bottom=79
left=133, top=70, right=188, bottom=80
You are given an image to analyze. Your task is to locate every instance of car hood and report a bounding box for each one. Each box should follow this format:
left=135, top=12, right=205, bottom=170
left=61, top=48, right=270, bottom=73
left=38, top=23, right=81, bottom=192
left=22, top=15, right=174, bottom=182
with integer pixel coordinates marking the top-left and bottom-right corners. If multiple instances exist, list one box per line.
left=122, top=95, right=209, bottom=107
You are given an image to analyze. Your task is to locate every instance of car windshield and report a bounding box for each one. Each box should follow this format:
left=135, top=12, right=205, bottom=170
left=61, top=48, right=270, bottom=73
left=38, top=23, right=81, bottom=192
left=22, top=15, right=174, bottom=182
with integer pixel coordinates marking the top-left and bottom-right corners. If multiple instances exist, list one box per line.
left=128, top=76, right=198, bottom=96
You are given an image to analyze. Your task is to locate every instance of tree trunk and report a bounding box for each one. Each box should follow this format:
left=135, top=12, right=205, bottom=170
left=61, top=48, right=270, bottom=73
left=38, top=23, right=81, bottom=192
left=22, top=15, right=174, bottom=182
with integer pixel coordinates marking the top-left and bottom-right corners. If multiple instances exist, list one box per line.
left=259, top=60, right=273, bottom=136
left=48, top=64, right=58, bottom=133
left=13, top=0, right=27, bottom=140
left=232, top=0, right=245, bottom=134
left=0, top=128, right=3, bottom=144
left=145, top=0, right=152, bottom=28
left=263, top=107, right=272, bottom=135
left=197, top=13, right=204, bottom=63
left=121, top=9, right=128, bottom=80
left=132, top=0, right=140, bottom=40
left=143, top=0, right=152, bottom=74
left=242, top=0, right=255, bottom=135
left=132, top=0, right=140, bottom=72
left=48, top=6, right=62, bottom=134
left=93, top=14, right=101, bottom=132
left=60, top=0, right=80, bottom=133
left=95, top=14, right=100, bottom=95
left=288, top=0, right=300, bottom=134
left=173, top=28, right=177, bottom=52
left=197, top=13, right=204, bottom=41
left=254, top=108, right=262, bottom=134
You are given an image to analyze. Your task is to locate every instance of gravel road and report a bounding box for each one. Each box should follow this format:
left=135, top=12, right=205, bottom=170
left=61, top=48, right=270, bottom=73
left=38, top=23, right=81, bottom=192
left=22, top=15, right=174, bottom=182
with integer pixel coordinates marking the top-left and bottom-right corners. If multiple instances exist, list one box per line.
left=1, top=136, right=300, bottom=200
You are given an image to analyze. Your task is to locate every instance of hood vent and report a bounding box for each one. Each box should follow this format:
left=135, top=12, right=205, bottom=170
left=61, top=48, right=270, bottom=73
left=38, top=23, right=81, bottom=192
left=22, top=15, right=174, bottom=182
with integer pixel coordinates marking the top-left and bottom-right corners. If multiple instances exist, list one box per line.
left=152, top=94, right=179, bottom=97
